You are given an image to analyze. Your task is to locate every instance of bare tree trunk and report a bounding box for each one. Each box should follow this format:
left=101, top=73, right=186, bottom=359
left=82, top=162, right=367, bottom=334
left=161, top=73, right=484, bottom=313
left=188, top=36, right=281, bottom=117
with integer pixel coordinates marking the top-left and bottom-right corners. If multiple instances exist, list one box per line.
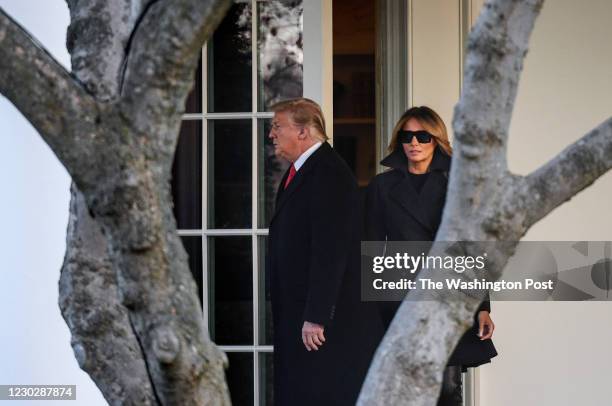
left=358, top=0, right=612, bottom=404
left=0, top=1, right=233, bottom=404
left=59, top=184, right=157, bottom=404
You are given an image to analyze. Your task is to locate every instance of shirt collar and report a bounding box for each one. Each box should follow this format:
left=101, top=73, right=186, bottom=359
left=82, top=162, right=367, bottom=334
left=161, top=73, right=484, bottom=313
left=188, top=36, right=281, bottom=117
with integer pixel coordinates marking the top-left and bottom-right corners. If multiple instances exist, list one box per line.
left=293, top=141, right=322, bottom=171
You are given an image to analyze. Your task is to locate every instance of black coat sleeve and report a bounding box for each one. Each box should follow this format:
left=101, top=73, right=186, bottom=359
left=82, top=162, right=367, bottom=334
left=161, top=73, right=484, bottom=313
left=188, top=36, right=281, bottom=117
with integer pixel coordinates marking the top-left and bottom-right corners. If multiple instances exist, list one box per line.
left=477, top=291, right=491, bottom=313
left=302, top=163, right=358, bottom=326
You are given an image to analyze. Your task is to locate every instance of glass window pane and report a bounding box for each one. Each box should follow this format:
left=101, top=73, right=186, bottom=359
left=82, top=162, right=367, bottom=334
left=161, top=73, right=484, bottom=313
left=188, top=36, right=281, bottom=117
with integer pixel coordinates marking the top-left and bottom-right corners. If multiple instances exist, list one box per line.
left=208, top=2, right=252, bottom=113
left=185, top=56, right=202, bottom=113
left=172, top=120, right=202, bottom=229
left=259, top=352, right=273, bottom=406
left=181, top=236, right=203, bottom=308
left=226, top=352, right=254, bottom=406
left=257, top=0, right=304, bottom=111
left=258, top=236, right=273, bottom=345
left=208, top=120, right=252, bottom=229
left=208, top=236, right=253, bottom=345
left=258, top=119, right=289, bottom=228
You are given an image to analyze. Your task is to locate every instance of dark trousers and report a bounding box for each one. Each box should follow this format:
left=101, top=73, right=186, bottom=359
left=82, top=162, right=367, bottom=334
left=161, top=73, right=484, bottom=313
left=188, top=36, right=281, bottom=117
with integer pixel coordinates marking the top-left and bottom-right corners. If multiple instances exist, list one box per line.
left=437, top=365, right=463, bottom=406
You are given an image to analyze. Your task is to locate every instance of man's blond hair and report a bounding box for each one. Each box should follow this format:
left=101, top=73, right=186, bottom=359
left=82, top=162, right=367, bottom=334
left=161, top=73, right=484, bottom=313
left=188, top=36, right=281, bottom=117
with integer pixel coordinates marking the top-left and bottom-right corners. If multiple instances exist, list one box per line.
left=270, top=98, right=328, bottom=142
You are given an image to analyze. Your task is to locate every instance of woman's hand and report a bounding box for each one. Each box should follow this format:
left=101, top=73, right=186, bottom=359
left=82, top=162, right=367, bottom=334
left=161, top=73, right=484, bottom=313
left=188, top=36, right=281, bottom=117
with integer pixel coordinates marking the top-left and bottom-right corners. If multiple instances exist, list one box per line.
left=477, top=311, right=495, bottom=340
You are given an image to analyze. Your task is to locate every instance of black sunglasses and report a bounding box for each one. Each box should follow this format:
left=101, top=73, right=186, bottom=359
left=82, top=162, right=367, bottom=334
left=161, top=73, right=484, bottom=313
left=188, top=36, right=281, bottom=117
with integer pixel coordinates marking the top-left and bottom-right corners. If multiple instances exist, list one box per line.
left=397, top=130, right=433, bottom=144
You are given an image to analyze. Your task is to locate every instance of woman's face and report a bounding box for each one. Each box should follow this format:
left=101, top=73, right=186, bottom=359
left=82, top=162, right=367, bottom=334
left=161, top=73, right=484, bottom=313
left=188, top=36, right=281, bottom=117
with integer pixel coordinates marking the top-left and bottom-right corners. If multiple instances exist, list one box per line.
left=401, top=118, right=437, bottom=165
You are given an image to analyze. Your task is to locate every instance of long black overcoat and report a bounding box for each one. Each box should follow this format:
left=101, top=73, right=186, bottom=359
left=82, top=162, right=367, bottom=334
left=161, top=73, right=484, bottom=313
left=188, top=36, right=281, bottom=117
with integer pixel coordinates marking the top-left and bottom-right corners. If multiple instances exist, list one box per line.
left=267, top=142, right=383, bottom=406
left=365, top=146, right=497, bottom=369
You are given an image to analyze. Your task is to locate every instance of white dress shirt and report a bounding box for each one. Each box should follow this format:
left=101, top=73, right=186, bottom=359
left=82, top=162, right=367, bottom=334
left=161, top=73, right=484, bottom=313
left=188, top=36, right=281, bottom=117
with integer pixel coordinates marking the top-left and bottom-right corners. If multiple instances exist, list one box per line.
left=293, top=141, right=322, bottom=171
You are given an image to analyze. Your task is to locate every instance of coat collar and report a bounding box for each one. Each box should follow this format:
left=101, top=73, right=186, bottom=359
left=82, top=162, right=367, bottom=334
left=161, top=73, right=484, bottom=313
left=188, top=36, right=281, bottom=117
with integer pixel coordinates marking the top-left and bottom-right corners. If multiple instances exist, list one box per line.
left=379, top=145, right=451, bottom=174
left=270, top=142, right=331, bottom=226
left=379, top=146, right=451, bottom=235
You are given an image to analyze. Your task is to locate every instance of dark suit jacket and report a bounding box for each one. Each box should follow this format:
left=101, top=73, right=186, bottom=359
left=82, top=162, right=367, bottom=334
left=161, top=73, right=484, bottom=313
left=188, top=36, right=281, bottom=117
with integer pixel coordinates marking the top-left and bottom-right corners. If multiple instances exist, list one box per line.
left=267, top=142, right=383, bottom=406
left=365, top=146, right=497, bottom=369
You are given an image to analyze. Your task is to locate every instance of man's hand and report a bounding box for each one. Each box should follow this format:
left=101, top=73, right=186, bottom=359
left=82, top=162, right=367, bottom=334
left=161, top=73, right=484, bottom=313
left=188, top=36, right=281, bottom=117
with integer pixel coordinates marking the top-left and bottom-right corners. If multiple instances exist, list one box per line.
left=478, top=311, right=495, bottom=340
left=302, top=321, right=325, bottom=351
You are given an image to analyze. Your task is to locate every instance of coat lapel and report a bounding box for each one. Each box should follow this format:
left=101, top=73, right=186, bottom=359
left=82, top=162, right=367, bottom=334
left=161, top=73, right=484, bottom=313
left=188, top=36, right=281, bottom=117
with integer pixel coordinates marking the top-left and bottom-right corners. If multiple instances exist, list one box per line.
left=389, top=175, right=435, bottom=233
left=269, top=142, right=330, bottom=226
left=414, top=172, right=448, bottom=232
left=381, top=147, right=451, bottom=234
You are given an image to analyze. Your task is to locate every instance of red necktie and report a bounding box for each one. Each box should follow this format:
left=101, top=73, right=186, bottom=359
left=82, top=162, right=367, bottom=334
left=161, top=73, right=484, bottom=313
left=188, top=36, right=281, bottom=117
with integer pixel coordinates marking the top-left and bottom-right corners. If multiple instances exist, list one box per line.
left=284, top=164, right=296, bottom=189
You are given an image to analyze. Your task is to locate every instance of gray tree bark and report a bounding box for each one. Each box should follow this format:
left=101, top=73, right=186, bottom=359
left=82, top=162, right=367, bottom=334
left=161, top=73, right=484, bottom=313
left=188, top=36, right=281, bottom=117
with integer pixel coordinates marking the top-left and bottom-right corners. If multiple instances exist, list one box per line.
left=358, top=0, right=612, bottom=404
left=0, top=1, right=233, bottom=404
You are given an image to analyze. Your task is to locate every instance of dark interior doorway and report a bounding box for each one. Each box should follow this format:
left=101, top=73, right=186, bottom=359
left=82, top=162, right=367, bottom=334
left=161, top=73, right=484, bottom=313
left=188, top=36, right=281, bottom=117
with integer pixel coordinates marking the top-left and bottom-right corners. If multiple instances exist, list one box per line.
left=333, top=0, right=377, bottom=187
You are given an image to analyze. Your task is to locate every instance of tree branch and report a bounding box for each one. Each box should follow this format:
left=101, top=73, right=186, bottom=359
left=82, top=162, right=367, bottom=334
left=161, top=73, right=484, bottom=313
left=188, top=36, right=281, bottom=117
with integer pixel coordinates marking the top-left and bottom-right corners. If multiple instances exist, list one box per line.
left=452, top=0, right=544, bottom=165
left=65, top=0, right=151, bottom=101
left=522, top=116, right=612, bottom=227
left=0, top=8, right=100, bottom=182
left=120, top=0, right=232, bottom=135
left=439, top=0, right=545, bottom=241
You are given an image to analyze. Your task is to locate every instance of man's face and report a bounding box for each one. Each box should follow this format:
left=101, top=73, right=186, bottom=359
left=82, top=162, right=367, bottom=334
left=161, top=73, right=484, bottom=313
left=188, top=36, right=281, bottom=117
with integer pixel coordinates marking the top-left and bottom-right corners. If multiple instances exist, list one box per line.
left=269, top=111, right=302, bottom=162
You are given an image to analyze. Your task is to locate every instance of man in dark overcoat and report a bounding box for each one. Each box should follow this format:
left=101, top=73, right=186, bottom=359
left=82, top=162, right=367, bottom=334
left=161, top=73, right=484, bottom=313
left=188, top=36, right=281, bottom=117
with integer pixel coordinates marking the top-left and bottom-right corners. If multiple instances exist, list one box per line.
left=266, top=98, right=383, bottom=406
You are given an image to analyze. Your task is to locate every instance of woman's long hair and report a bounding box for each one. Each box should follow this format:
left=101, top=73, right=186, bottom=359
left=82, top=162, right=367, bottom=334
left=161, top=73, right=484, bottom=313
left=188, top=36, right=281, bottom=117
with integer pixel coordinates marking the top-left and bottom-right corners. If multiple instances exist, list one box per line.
left=387, top=106, right=453, bottom=155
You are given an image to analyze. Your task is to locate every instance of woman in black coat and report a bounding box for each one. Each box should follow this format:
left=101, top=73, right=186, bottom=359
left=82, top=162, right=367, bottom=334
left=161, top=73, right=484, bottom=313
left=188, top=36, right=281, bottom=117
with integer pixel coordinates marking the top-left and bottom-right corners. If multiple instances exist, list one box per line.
left=365, top=106, right=497, bottom=406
